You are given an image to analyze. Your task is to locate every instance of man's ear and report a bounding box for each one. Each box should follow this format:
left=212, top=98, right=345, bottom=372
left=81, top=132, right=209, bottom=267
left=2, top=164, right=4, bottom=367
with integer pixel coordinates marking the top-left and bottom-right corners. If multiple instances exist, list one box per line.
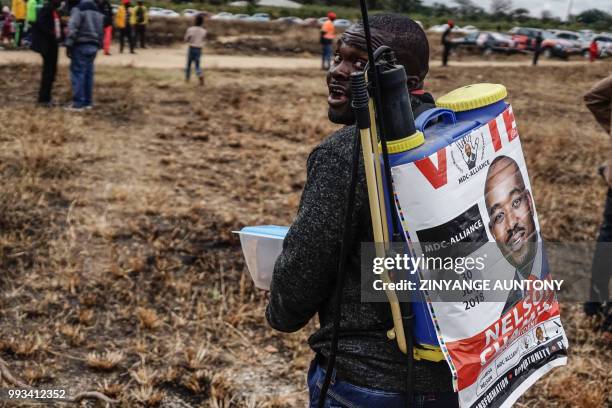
left=406, top=75, right=421, bottom=91
left=525, top=189, right=534, bottom=213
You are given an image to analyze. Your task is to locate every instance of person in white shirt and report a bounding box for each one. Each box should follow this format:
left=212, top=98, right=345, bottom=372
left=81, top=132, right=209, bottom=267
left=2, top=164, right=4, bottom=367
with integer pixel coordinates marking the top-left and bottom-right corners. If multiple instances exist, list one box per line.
left=184, top=14, right=206, bottom=86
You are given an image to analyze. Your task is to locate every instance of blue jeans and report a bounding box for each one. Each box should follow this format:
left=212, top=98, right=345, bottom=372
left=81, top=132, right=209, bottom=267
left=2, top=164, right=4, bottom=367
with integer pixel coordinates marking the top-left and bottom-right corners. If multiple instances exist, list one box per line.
left=70, top=43, right=98, bottom=108
left=307, top=360, right=459, bottom=408
left=322, top=43, right=333, bottom=68
left=186, top=46, right=202, bottom=80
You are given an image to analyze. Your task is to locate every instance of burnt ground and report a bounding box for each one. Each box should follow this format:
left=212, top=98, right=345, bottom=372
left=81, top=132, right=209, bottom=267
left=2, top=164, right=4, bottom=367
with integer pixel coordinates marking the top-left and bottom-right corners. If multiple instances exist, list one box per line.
left=0, top=61, right=610, bottom=407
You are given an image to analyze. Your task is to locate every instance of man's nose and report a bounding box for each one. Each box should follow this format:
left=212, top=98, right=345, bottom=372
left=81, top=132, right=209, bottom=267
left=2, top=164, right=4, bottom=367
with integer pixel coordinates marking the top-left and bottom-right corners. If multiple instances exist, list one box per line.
left=506, top=212, right=520, bottom=236
left=330, top=60, right=351, bottom=80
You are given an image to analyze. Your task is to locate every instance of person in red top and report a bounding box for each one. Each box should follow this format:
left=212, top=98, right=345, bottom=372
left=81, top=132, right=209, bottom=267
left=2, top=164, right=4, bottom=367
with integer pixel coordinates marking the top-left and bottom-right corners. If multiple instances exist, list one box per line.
left=589, top=39, right=599, bottom=63
left=320, top=11, right=336, bottom=70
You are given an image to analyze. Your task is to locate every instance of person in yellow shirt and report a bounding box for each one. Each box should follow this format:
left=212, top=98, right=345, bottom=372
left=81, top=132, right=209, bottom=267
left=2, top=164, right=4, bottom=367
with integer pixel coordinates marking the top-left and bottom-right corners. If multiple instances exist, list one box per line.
left=320, top=11, right=336, bottom=70
left=11, top=0, right=26, bottom=46
left=115, top=0, right=134, bottom=53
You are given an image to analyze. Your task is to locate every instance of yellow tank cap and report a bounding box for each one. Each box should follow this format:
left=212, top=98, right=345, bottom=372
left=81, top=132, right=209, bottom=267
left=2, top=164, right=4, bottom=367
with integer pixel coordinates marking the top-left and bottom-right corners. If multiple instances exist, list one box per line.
left=380, top=131, right=425, bottom=154
left=436, top=83, right=507, bottom=112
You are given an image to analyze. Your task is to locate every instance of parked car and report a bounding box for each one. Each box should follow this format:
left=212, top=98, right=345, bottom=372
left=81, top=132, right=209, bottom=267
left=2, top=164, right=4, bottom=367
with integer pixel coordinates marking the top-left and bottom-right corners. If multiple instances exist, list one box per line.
left=428, top=24, right=478, bottom=34
left=453, top=31, right=516, bottom=55
left=590, top=34, right=612, bottom=58
left=508, top=27, right=540, bottom=51
left=333, top=19, right=352, bottom=27
left=211, top=12, right=234, bottom=20
left=317, top=16, right=328, bottom=25
left=247, top=12, right=270, bottom=22
left=276, top=16, right=305, bottom=25
left=541, top=33, right=581, bottom=59
left=509, top=27, right=580, bottom=58
left=183, top=9, right=202, bottom=18
left=457, top=25, right=478, bottom=34
left=149, top=7, right=179, bottom=18
left=232, top=14, right=250, bottom=20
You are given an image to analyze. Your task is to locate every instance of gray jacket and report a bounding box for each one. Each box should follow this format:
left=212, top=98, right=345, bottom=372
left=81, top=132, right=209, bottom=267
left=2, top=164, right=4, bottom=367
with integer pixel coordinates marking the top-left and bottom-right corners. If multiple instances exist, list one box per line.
left=65, top=0, right=104, bottom=48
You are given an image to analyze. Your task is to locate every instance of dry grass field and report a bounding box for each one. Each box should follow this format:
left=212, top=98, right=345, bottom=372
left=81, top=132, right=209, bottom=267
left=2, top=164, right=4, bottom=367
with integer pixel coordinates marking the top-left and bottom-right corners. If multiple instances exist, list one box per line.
left=0, top=60, right=611, bottom=407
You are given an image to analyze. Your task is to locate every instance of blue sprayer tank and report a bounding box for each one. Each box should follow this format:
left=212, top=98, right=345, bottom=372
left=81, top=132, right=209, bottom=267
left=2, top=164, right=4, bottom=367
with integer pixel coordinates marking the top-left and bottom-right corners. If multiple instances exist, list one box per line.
left=385, top=83, right=509, bottom=349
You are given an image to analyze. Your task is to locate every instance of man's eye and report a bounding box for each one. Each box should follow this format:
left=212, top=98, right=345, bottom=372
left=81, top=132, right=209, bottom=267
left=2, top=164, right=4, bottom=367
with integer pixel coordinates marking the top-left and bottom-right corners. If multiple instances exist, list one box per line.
left=333, top=54, right=342, bottom=63
left=512, top=197, right=522, bottom=208
left=355, top=60, right=367, bottom=70
left=494, top=212, right=504, bottom=224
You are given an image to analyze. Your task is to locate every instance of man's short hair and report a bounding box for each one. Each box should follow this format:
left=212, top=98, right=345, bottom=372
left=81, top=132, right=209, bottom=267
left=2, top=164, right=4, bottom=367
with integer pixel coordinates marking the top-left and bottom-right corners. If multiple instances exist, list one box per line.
left=354, top=14, right=429, bottom=83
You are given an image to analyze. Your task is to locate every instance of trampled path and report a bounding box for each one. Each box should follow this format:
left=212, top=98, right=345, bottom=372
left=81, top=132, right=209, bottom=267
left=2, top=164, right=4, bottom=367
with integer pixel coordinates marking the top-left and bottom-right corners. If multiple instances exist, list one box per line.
left=0, top=46, right=599, bottom=70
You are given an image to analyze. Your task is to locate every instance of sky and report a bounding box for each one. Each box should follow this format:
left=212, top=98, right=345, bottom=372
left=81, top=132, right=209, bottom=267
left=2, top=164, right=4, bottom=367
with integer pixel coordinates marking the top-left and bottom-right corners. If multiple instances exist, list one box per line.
left=421, top=0, right=612, bottom=20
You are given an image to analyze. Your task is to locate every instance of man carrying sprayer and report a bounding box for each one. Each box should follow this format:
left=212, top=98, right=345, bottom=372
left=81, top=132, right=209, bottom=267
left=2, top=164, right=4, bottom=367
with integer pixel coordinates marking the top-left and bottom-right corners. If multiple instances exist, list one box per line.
left=266, top=14, right=458, bottom=407
left=583, top=75, right=612, bottom=335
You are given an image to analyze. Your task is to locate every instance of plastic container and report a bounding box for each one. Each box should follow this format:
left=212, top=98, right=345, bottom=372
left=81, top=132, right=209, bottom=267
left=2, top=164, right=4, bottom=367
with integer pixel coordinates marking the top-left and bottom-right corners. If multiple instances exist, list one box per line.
left=386, top=83, right=509, bottom=348
left=235, top=225, right=288, bottom=290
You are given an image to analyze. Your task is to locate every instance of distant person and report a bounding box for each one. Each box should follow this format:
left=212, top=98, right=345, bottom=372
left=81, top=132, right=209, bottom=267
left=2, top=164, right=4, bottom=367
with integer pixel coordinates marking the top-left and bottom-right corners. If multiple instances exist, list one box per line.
left=11, top=0, right=26, bottom=46
left=132, top=0, right=147, bottom=48
left=30, top=0, right=61, bottom=106
left=97, top=0, right=112, bottom=55
left=589, top=39, right=598, bottom=63
left=65, top=0, right=104, bottom=110
left=184, top=13, right=206, bottom=86
left=115, top=0, right=134, bottom=54
left=583, top=75, right=612, bottom=334
left=1, top=6, right=13, bottom=44
left=441, top=19, right=453, bottom=67
left=320, top=11, right=335, bottom=70
left=532, top=31, right=543, bottom=66
left=25, top=0, right=41, bottom=25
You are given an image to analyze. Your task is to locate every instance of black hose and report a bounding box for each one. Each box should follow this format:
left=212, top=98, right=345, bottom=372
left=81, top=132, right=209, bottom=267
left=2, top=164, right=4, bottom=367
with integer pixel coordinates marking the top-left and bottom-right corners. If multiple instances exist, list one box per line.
left=317, top=126, right=361, bottom=408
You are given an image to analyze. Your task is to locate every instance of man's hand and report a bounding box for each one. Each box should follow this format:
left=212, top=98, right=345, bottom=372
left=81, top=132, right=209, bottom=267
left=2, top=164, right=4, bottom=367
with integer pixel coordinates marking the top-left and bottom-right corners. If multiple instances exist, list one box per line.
left=66, top=47, right=72, bottom=59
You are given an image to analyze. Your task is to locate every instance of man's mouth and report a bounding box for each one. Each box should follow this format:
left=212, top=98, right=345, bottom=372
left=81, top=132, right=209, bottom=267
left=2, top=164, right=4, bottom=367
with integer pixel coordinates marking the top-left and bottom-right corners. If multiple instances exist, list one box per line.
left=328, top=84, right=349, bottom=107
left=507, top=229, right=525, bottom=252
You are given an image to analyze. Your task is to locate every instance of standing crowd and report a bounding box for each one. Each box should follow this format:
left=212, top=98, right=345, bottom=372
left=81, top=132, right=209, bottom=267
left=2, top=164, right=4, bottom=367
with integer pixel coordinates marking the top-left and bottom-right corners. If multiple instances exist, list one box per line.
left=0, top=0, right=151, bottom=108
left=1, top=0, right=209, bottom=104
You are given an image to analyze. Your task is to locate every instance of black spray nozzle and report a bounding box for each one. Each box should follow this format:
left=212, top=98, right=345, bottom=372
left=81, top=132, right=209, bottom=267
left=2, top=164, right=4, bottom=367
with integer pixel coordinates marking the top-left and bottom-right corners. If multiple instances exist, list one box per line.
left=377, top=63, right=417, bottom=142
left=350, top=71, right=371, bottom=130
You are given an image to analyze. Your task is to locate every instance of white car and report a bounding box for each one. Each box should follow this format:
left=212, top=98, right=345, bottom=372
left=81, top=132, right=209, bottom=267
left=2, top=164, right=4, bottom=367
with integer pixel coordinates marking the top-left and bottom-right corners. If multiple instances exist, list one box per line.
left=247, top=13, right=270, bottom=22
left=161, top=10, right=180, bottom=18
left=333, top=19, right=352, bottom=27
left=428, top=24, right=450, bottom=33
left=211, top=12, right=234, bottom=20
left=232, top=14, right=250, bottom=20
left=458, top=25, right=478, bottom=34
left=276, top=16, right=305, bottom=25
left=148, top=7, right=178, bottom=18
left=183, top=9, right=203, bottom=18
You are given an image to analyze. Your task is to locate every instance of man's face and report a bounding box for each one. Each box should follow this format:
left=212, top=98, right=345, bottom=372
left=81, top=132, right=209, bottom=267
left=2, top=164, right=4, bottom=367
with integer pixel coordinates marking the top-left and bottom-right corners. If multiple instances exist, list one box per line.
left=326, top=40, right=368, bottom=125
left=465, top=143, right=472, bottom=157
left=485, top=159, right=537, bottom=269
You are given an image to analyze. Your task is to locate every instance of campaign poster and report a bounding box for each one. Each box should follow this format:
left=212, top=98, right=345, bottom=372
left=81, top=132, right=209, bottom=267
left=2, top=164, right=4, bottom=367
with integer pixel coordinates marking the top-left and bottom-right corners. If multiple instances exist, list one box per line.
left=390, top=106, right=569, bottom=408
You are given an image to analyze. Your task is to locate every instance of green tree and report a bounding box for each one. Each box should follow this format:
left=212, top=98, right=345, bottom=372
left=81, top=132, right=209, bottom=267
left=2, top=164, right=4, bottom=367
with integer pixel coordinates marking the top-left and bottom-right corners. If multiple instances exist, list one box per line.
left=388, top=0, right=422, bottom=13
left=576, top=9, right=612, bottom=25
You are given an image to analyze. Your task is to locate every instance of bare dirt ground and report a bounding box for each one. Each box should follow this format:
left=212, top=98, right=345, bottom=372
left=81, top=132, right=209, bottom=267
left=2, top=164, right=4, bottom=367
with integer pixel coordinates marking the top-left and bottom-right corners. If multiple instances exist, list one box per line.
left=0, top=60, right=611, bottom=408
left=0, top=47, right=600, bottom=71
